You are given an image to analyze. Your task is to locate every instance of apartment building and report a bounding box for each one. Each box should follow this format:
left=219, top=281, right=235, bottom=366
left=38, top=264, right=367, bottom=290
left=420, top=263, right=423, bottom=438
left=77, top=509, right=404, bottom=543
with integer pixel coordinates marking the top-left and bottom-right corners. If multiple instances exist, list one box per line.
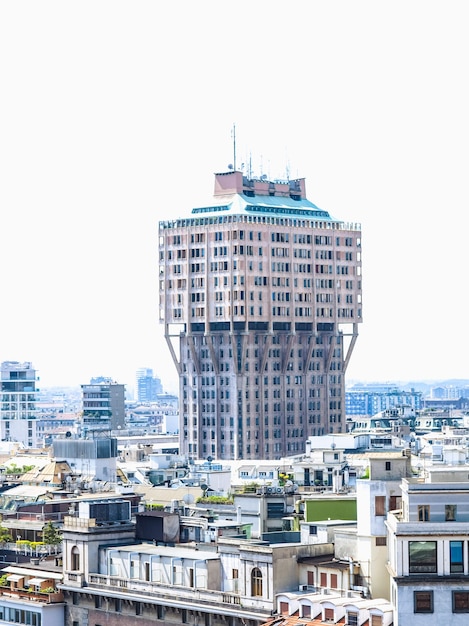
left=81, top=378, right=125, bottom=432
left=386, top=475, right=469, bottom=624
left=59, top=499, right=346, bottom=626
left=159, top=169, right=362, bottom=460
left=0, top=361, right=38, bottom=447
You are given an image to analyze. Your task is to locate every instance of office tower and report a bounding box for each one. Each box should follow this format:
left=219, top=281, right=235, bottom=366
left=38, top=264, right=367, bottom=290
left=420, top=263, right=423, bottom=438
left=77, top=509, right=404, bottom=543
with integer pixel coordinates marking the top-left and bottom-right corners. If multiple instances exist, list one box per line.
left=159, top=169, right=362, bottom=460
left=81, top=378, right=126, bottom=433
left=0, top=361, right=38, bottom=447
left=136, top=367, right=162, bottom=403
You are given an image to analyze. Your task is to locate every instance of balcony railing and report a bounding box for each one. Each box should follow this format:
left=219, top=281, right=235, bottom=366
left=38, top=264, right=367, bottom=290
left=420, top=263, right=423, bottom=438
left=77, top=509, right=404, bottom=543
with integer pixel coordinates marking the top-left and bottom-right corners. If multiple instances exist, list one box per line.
left=0, top=587, right=64, bottom=604
left=64, top=572, right=272, bottom=615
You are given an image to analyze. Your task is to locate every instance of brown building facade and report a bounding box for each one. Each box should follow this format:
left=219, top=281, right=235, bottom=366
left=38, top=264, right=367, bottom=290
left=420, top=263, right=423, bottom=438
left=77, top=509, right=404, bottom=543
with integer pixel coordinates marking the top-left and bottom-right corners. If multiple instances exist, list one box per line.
left=159, top=171, right=362, bottom=460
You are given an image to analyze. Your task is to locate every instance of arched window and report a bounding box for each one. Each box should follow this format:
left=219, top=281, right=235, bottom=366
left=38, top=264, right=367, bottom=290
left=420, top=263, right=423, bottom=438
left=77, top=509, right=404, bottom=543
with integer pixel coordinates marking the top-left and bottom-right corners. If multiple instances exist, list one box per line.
left=251, top=567, right=263, bottom=597
left=71, top=546, right=80, bottom=571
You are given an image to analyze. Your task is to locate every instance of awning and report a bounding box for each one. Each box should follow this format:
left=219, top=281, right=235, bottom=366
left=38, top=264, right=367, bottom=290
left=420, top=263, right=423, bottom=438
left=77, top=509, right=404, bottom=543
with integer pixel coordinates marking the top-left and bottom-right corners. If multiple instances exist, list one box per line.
left=27, top=578, right=47, bottom=587
left=6, top=574, right=24, bottom=582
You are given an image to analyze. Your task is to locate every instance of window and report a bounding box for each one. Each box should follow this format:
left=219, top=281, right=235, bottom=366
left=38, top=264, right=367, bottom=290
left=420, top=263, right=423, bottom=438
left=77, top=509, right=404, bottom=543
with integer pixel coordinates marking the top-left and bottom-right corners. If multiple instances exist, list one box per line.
left=375, top=536, right=387, bottom=546
left=115, top=598, right=122, bottom=613
left=450, top=541, right=464, bottom=573
left=280, top=602, right=289, bottom=614
left=71, top=546, right=80, bottom=571
left=136, top=602, right=143, bottom=616
left=309, top=525, right=317, bottom=535
left=385, top=461, right=391, bottom=471
left=409, top=541, right=437, bottom=573
left=453, top=591, right=469, bottom=613
left=251, top=567, right=263, bottom=597
left=417, top=505, right=430, bottom=521
left=330, top=573, right=337, bottom=589
left=375, top=496, right=385, bottom=516
left=347, top=612, right=358, bottom=626
left=446, top=504, right=457, bottom=521
left=414, top=590, right=433, bottom=613
left=94, top=595, right=102, bottom=608
left=370, top=616, right=382, bottom=626
left=389, top=495, right=401, bottom=510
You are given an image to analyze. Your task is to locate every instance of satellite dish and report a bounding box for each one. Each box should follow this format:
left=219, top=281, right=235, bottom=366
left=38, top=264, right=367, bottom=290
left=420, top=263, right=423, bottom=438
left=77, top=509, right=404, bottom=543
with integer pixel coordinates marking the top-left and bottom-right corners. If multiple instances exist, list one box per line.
left=183, top=494, right=195, bottom=505
left=200, top=483, right=208, bottom=492
left=227, top=164, right=233, bottom=170
left=65, top=431, right=72, bottom=438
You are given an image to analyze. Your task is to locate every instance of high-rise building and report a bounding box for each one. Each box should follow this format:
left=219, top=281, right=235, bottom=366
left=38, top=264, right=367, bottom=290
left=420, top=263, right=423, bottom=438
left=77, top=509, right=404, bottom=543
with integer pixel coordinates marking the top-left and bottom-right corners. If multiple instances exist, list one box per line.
left=81, top=377, right=126, bottom=433
left=136, top=367, right=162, bottom=403
left=0, top=361, right=38, bottom=447
left=159, top=169, right=362, bottom=460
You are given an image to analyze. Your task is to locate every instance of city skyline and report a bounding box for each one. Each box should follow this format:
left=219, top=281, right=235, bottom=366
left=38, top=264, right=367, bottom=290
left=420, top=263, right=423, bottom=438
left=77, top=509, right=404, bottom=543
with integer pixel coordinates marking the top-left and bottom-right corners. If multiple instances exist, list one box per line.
left=1, top=2, right=468, bottom=391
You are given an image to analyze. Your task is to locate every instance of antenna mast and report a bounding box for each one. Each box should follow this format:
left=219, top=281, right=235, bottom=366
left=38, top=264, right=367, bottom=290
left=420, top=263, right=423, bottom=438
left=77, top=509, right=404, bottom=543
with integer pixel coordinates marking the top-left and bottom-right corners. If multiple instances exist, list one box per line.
left=231, top=123, right=237, bottom=171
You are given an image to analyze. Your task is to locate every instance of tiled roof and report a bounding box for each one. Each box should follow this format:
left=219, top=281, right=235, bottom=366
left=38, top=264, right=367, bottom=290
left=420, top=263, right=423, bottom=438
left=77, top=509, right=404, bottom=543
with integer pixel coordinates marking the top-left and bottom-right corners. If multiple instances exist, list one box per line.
left=262, top=616, right=346, bottom=626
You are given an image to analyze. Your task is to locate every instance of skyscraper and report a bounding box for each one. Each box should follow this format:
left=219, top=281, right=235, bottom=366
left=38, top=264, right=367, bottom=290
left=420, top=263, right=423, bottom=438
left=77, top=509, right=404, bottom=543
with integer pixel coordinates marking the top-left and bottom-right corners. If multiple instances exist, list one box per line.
left=0, top=361, right=38, bottom=447
left=159, top=169, right=362, bottom=460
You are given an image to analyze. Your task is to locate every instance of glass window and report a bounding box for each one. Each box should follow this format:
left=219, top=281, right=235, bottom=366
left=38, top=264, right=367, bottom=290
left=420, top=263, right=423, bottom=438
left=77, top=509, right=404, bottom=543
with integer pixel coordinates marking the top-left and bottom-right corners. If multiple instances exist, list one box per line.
left=450, top=541, right=464, bottom=573
left=414, top=590, right=433, bottom=613
left=417, top=505, right=429, bottom=521
left=347, top=612, right=359, bottom=626
left=251, top=567, right=263, bottom=597
left=453, top=591, right=469, bottom=613
left=409, top=541, right=437, bottom=574
left=446, top=504, right=457, bottom=521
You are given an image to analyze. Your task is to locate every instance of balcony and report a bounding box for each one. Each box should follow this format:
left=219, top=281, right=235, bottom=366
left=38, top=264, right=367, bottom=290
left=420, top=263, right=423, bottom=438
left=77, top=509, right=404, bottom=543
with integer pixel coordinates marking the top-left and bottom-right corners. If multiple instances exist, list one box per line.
left=0, top=586, right=64, bottom=604
left=62, top=572, right=273, bottom=616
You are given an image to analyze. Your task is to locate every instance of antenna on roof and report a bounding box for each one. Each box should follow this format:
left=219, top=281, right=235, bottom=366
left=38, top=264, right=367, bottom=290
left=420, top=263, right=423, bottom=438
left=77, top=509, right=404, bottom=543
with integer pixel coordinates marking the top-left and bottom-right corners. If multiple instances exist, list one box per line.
left=231, top=123, right=237, bottom=171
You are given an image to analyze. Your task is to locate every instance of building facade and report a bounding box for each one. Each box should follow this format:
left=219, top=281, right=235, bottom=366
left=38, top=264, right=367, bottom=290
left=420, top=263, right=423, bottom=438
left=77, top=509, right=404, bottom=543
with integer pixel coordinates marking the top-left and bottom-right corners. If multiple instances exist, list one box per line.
left=386, top=476, right=469, bottom=624
left=81, top=378, right=125, bottom=432
left=136, top=367, right=162, bottom=403
left=159, top=170, right=362, bottom=460
left=346, top=385, right=422, bottom=417
left=0, top=361, right=38, bottom=447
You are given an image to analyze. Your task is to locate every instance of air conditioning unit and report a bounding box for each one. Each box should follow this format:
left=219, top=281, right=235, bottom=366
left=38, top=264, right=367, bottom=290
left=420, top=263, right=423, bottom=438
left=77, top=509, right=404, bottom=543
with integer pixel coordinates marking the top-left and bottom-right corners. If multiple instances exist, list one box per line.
left=299, top=584, right=309, bottom=591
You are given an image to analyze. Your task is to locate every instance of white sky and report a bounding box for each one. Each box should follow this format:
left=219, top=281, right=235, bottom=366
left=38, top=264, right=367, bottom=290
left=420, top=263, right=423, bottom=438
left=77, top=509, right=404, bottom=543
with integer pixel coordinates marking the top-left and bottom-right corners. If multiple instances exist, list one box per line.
left=1, top=1, right=468, bottom=392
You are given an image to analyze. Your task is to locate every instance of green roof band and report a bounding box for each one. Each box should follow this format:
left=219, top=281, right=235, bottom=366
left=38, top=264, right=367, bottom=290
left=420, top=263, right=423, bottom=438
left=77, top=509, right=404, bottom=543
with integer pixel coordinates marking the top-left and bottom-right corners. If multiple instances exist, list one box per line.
left=192, top=204, right=331, bottom=219
left=192, top=206, right=230, bottom=214
left=244, top=205, right=330, bottom=218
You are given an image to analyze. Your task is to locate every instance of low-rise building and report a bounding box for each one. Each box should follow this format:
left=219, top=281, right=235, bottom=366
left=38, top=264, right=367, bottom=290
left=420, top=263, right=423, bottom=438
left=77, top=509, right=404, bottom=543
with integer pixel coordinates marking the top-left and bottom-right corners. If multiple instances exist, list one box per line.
left=386, top=475, right=469, bottom=624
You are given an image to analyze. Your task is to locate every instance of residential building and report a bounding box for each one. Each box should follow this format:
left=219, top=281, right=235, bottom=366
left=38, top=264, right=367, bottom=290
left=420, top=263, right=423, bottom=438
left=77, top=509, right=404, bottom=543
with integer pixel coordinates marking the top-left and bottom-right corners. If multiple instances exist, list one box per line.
left=81, top=378, right=125, bottom=432
left=0, top=361, right=38, bottom=447
left=0, top=561, right=65, bottom=626
left=135, top=367, right=162, bottom=403
left=354, top=451, right=411, bottom=601
left=59, top=498, right=337, bottom=626
left=159, top=169, right=362, bottom=460
left=387, top=475, right=469, bottom=624
left=346, top=384, right=422, bottom=416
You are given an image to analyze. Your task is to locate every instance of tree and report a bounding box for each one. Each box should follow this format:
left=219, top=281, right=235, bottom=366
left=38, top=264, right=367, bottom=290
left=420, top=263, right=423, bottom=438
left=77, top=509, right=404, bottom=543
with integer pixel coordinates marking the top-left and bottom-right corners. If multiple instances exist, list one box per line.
left=0, top=526, right=12, bottom=545
left=41, top=521, right=62, bottom=546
